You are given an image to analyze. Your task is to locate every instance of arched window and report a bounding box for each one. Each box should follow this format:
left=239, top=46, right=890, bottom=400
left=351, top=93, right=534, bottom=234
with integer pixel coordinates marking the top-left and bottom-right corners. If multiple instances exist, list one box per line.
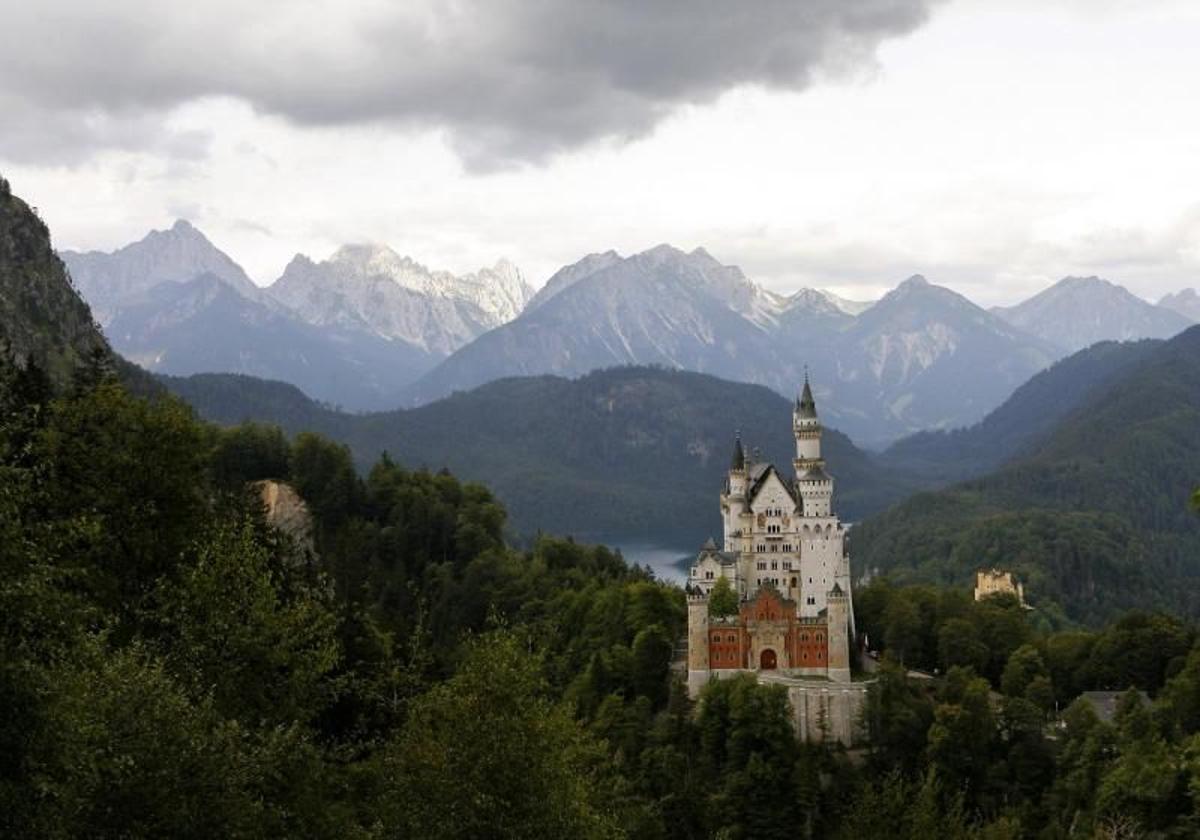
left=728, top=634, right=736, bottom=643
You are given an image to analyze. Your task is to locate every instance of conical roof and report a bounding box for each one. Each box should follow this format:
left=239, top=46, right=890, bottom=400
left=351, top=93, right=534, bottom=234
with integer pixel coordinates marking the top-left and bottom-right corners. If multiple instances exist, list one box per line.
left=730, top=435, right=745, bottom=470
left=796, top=377, right=817, bottom=419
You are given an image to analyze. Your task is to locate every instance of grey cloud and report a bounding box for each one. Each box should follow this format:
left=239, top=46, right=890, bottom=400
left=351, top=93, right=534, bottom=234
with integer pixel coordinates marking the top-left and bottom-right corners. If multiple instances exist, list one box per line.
left=0, top=0, right=941, bottom=169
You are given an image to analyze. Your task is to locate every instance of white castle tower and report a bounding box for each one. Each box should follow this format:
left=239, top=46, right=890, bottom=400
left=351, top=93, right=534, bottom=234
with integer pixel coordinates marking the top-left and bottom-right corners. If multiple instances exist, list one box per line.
left=685, top=375, right=867, bottom=743
left=688, top=375, right=854, bottom=680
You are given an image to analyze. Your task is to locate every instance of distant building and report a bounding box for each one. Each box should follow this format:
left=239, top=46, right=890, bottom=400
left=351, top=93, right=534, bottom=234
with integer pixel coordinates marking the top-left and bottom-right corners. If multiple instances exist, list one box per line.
left=1077, top=690, right=1151, bottom=725
left=974, top=568, right=1026, bottom=606
left=686, top=377, right=868, bottom=745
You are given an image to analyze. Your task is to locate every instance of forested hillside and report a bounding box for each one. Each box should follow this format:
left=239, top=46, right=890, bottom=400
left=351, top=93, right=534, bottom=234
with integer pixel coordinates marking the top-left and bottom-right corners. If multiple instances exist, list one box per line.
left=853, top=326, right=1200, bottom=626
left=0, top=176, right=108, bottom=383
left=166, top=366, right=928, bottom=543
left=884, top=338, right=1162, bottom=484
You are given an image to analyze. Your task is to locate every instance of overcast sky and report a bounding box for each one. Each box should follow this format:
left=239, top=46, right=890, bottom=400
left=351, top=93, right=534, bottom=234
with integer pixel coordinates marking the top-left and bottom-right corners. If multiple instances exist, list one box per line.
left=1, top=0, right=1197, bottom=305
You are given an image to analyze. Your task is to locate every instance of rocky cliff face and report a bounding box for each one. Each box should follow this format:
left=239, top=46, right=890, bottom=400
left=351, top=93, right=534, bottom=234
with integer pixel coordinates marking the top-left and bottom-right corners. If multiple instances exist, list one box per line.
left=267, top=244, right=533, bottom=355
left=255, top=480, right=315, bottom=562
left=0, top=176, right=110, bottom=384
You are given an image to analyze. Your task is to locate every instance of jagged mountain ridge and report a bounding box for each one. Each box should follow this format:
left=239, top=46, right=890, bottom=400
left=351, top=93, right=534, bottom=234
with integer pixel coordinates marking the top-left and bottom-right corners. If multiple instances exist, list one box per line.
left=267, top=243, right=533, bottom=355
left=406, top=250, right=1060, bottom=445
left=992, top=275, right=1192, bottom=353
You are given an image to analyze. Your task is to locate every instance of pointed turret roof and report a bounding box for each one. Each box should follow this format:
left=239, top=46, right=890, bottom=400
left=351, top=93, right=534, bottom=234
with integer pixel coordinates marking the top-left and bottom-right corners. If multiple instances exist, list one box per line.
left=796, top=375, right=818, bottom=419
left=730, top=435, right=745, bottom=470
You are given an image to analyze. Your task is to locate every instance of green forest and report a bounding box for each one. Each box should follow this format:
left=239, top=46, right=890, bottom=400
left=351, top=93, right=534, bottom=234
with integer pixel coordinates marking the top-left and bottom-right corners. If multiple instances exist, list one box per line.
left=5, top=350, right=1200, bottom=838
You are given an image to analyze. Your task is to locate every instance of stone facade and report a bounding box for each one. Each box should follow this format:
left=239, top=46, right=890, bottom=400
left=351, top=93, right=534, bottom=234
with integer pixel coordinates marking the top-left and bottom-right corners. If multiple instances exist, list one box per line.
left=686, top=379, right=867, bottom=745
left=974, top=568, right=1026, bottom=606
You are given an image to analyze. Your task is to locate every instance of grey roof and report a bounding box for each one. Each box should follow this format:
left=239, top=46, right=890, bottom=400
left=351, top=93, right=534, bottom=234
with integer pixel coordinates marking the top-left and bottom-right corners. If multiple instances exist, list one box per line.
left=796, top=378, right=818, bottom=419
left=1079, top=690, right=1150, bottom=725
left=702, top=536, right=718, bottom=550
left=730, top=437, right=745, bottom=471
left=798, top=465, right=831, bottom=483
left=695, top=545, right=739, bottom=567
left=746, top=462, right=800, bottom=508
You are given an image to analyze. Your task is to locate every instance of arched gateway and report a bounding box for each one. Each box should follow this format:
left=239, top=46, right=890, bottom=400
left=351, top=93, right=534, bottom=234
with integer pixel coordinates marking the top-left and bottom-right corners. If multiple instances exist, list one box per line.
left=760, top=648, right=777, bottom=670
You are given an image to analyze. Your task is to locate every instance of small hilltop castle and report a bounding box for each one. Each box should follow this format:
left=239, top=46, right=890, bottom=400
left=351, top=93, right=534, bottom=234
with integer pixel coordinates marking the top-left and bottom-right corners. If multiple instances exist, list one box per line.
left=686, top=378, right=868, bottom=745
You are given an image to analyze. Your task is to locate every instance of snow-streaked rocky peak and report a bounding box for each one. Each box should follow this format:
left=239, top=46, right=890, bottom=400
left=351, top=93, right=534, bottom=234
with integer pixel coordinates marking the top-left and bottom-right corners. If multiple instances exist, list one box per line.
left=268, top=243, right=532, bottom=356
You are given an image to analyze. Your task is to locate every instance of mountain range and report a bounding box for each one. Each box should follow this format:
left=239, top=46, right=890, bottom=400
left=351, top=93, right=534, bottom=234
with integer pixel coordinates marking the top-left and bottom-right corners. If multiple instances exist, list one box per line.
left=6, top=175, right=1200, bottom=628
left=59, top=221, right=1197, bottom=444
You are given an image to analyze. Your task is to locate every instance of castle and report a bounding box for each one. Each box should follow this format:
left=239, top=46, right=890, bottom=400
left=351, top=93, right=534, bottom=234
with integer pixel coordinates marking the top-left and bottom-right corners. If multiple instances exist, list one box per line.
left=686, top=378, right=868, bottom=744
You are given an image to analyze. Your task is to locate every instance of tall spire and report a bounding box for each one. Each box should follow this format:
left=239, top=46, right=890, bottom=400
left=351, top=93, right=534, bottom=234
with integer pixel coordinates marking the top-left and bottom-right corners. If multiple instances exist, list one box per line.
left=730, top=434, right=745, bottom=471
left=796, top=372, right=817, bottom=419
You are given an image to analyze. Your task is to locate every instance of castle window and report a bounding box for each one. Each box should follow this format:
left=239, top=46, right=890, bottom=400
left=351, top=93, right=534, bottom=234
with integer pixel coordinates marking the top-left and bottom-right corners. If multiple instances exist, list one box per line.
left=800, top=633, right=809, bottom=642
left=816, top=633, right=825, bottom=642
left=807, top=596, right=816, bottom=605
left=791, top=577, right=797, bottom=588
left=728, top=634, right=736, bottom=643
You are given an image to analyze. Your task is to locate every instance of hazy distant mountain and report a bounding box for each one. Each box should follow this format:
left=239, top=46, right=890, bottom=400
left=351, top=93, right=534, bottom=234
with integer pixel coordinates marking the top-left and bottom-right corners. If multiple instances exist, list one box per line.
left=60, top=220, right=260, bottom=325
left=992, top=275, right=1191, bottom=353
left=268, top=244, right=533, bottom=355
left=407, top=249, right=1057, bottom=445
left=883, top=338, right=1163, bottom=484
left=106, top=273, right=436, bottom=409
left=828, top=275, right=1060, bottom=441
left=1159, top=288, right=1200, bottom=323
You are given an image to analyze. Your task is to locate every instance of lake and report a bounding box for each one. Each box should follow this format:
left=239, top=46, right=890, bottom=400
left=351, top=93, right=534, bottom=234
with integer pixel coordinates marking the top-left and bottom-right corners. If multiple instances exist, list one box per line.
left=609, top=543, right=693, bottom=586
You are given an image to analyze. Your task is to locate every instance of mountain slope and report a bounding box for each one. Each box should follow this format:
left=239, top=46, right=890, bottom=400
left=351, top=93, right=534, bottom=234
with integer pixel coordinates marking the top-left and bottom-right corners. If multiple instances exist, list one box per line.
left=60, top=220, right=260, bottom=325
left=882, top=338, right=1163, bottom=483
left=107, top=273, right=436, bottom=410
left=0, top=176, right=110, bottom=383
left=165, top=366, right=931, bottom=543
left=852, top=325, right=1200, bottom=625
left=993, top=276, right=1191, bottom=353
left=1159, top=288, right=1200, bottom=323
left=827, top=275, right=1059, bottom=442
left=407, top=251, right=1057, bottom=444
left=267, top=244, right=532, bottom=355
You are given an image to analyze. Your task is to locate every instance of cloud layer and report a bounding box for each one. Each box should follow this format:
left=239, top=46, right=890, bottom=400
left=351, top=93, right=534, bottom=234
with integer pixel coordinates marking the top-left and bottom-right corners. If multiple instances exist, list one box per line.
left=0, top=0, right=938, bottom=168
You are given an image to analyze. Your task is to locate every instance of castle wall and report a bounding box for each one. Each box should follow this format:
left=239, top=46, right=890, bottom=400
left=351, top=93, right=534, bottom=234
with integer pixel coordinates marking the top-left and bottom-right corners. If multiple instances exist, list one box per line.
left=782, top=680, right=870, bottom=747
